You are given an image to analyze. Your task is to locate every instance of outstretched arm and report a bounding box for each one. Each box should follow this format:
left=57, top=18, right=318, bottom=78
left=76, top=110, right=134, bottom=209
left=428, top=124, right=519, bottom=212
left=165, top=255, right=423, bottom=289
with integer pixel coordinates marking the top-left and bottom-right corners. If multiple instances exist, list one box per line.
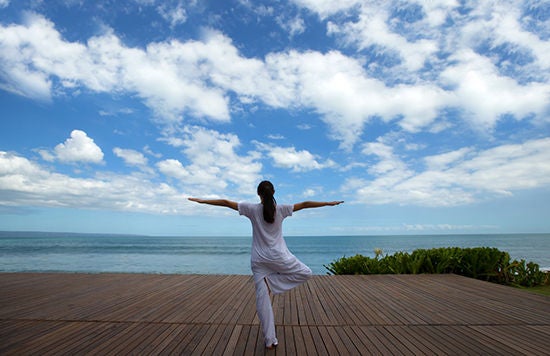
left=188, top=197, right=238, bottom=211
left=293, top=200, right=344, bottom=212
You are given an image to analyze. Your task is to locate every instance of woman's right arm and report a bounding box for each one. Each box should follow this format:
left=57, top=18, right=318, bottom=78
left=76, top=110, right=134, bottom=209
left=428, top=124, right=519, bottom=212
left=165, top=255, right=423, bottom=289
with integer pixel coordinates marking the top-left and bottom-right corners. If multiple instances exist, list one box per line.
left=293, top=200, right=344, bottom=212
left=188, top=198, right=238, bottom=211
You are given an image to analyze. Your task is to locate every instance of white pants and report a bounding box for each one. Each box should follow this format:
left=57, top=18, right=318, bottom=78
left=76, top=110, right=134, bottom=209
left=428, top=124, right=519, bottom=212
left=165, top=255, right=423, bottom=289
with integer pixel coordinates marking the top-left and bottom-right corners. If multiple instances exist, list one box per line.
left=254, top=267, right=312, bottom=347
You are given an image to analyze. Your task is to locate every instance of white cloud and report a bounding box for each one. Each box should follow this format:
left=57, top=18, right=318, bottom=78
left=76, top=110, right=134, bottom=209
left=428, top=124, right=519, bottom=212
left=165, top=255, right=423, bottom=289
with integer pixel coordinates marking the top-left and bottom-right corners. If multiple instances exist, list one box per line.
left=293, top=0, right=550, bottom=136
left=99, top=108, right=134, bottom=117
left=415, top=0, right=459, bottom=27
left=362, top=141, right=408, bottom=175
left=157, top=159, right=190, bottom=180
left=302, top=188, right=317, bottom=198
left=0, top=13, right=91, bottom=99
left=297, top=0, right=458, bottom=68
left=143, top=145, right=162, bottom=158
left=264, top=50, right=450, bottom=147
left=37, top=149, right=55, bottom=162
left=440, top=49, right=549, bottom=131
left=0, top=13, right=450, bottom=148
left=0, top=15, right=231, bottom=123
left=0, top=151, right=189, bottom=215
left=297, top=123, right=312, bottom=130
left=459, top=2, right=550, bottom=72
left=0, top=0, right=9, bottom=8
left=255, top=142, right=335, bottom=172
left=291, top=0, right=360, bottom=19
left=327, top=7, right=439, bottom=72
left=0, top=6, right=548, bottom=151
left=348, top=138, right=550, bottom=207
left=424, top=147, right=471, bottom=170
left=53, top=130, right=104, bottom=164
left=277, top=15, right=306, bottom=38
left=113, top=148, right=148, bottom=167
left=266, top=134, right=285, bottom=140
left=117, top=34, right=231, bottom=122
left=158, top=126, right=262, bottom=194
left=157, top=3, right=187, bottom=28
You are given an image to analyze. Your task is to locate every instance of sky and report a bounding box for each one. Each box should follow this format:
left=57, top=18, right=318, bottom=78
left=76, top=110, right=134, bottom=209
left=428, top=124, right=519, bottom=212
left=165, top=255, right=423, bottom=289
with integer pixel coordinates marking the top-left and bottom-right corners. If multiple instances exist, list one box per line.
left=0, top=0, right=549, bottom=236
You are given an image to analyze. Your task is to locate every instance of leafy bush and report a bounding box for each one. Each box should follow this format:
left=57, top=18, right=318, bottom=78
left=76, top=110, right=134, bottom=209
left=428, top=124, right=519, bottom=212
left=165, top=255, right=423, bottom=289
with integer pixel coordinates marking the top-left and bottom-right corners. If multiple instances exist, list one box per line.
left=507, top=259, right=547, bottom=287
left=325, top=247, right=546, bottom=287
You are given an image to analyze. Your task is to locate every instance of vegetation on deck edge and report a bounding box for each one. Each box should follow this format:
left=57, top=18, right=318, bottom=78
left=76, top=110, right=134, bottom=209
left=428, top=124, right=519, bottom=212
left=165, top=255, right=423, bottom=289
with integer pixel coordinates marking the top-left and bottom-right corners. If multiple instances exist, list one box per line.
left=325, top=247, right=549, bottom=288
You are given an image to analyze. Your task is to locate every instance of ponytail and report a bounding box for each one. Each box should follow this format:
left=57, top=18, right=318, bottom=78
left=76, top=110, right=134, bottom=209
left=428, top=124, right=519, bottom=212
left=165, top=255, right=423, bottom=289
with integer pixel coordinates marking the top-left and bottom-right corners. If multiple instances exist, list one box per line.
left=257, top=180, right=276, bottom=223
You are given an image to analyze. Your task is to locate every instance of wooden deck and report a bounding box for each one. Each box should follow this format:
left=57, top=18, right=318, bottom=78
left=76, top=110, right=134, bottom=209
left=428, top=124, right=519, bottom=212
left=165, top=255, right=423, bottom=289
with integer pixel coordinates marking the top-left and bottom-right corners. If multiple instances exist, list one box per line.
left=0, top=273, right=549, bottom=355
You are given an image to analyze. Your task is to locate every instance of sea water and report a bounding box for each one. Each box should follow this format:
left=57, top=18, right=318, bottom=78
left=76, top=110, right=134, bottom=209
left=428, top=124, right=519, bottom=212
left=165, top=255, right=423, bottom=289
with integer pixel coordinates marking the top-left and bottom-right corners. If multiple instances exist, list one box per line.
left=0, top=232, right=548, bottom=275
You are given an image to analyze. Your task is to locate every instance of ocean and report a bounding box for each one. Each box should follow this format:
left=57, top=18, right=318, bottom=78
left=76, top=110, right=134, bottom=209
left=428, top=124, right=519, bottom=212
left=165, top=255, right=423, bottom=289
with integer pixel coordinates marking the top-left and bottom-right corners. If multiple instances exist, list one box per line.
left=0, top=231, right=548, bottom=275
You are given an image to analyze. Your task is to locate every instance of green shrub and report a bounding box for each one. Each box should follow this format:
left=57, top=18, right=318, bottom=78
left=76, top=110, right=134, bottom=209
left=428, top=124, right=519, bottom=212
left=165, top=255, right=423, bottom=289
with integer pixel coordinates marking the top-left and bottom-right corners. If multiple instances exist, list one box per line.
left=507, top=259, right=547, bottom=287
left=324, top=247, right=545, bottom=287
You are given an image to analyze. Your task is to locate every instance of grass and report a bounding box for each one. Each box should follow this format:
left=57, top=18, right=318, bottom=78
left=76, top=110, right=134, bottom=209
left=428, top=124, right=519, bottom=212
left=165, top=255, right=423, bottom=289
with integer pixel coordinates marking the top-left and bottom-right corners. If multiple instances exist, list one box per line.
left=521, top=284, right=550, bottom=296
left=518, top=272, right=550, bottom=296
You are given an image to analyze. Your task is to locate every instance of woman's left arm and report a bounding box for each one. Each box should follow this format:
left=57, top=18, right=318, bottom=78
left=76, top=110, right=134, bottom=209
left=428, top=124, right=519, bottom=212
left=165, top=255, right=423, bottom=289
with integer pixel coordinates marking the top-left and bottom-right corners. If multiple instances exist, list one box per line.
left=188, top=198, right=238, bottom=211
left=293, top=200, right=344, bottom=212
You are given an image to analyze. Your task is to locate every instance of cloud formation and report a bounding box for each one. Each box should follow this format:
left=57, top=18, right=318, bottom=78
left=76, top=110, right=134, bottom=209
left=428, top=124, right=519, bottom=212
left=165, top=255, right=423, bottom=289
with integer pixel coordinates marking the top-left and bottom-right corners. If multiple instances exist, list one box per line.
left=0, top=0, right=549, bottom=225
left=113, top=148, right=148, bottom=167
left=158, top=125, right=262, bottom=195
left=348, top=137, right=550, bottom=207
left=0, top=150, right=187, bottom=214
left=1, top=5, right=547, bottom=150
left=38, top=130, right=104, bottom=164
left=255, top=142, right=336, bottom=172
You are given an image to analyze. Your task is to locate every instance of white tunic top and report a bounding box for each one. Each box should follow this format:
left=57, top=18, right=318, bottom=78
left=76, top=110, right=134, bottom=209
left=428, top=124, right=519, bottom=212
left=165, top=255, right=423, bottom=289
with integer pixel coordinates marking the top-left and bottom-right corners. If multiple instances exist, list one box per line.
left=238, top=202, right=310, bottom=285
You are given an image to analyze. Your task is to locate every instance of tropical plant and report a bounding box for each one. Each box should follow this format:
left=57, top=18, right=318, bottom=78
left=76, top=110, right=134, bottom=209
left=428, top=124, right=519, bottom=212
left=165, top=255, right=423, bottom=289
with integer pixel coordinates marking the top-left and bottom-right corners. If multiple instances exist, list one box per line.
left=325, top=247, right=546, bottom=288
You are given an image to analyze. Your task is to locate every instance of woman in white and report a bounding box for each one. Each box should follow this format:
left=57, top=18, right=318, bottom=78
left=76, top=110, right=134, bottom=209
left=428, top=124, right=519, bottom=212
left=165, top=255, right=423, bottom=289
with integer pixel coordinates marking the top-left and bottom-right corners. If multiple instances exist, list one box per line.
left=189, top=180, right=343, bottom=349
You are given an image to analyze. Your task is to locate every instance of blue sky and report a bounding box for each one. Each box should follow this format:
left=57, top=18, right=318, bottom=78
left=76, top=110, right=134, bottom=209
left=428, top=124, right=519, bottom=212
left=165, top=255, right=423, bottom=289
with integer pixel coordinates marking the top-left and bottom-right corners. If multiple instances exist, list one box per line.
left=0, top=0, right=549, bottom=236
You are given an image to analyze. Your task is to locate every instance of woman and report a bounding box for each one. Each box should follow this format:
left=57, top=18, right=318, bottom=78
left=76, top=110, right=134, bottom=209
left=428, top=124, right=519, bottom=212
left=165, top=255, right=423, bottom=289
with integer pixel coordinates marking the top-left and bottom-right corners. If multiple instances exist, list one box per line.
left=188, top=180, right=343, bottom=349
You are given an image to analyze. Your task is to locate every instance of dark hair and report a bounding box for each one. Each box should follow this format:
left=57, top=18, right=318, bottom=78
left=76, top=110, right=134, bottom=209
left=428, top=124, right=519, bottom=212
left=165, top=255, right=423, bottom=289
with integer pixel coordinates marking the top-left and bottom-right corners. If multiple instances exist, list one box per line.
left=257, top=180, right=276, bottom=223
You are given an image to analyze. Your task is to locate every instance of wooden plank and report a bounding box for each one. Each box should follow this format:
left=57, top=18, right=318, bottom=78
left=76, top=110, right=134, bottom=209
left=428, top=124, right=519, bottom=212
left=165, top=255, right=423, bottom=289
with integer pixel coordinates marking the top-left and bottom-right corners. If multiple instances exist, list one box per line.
left=339, top=326, right=377, bottom=355
left=160, top=324, right=200, bottom=355
left=133, top=323, right=182, bottom=355
left=189, top=323, right=221, bottom=354
left=232, top=324, right=253, bottom=355
left=234, top=278, right=258, bottom=326
left=1, top=273, right=549, bottom=355
left=306, top=325, right=329, bottom=355
left=207, top=276, right=250, bottom=324
left=333, top=324, right=363, bottom=355
left=300, top=282, right=325, bottom=325
left=220, top=324, right=242, bottom=356
left=294, top=326, right=314, bottom=356
left=381, top=325, right=437, bottom=355
left=314, top=277, right=359, bottom=326
left=470, top=325, right=550, bottom=355
left=307, top=277, right=341, bottom=325
left=283, top=325, right=296, bottom=355
left=0, top=320, right=66, bottom=354
left=315, top=326, right=341, bottom=355
left=93, top=322, right=144, bottom=355
left=253, top=324, right=266, bottom=355
left=8, top=321, right=90, bottom=355
left=295, top=282, right=312, bottom=326
left=333, top=277, right=384, bottom=326
left=283, top=289, right=294, bottom=326
left=40, top=322, right=113, bottom=355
